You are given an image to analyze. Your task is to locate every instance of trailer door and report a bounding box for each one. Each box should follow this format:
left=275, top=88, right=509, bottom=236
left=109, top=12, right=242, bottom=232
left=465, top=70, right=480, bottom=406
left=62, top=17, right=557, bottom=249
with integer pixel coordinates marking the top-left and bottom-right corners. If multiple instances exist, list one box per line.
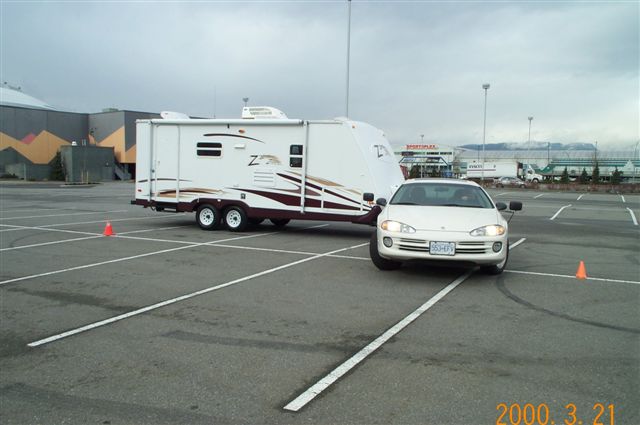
left=151, top=125, right=180, bottom=203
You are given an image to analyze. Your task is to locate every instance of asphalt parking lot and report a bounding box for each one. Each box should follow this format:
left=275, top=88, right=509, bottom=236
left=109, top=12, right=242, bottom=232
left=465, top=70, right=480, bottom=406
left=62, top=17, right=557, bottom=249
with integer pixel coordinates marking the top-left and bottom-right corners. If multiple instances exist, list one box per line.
left=1, top=181, right=638, bottom=425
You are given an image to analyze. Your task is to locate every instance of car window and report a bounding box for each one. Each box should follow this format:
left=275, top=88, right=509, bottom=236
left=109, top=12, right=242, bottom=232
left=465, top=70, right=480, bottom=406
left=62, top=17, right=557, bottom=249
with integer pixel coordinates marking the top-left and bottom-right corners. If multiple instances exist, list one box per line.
left=390, top=183, right=493, bottom=208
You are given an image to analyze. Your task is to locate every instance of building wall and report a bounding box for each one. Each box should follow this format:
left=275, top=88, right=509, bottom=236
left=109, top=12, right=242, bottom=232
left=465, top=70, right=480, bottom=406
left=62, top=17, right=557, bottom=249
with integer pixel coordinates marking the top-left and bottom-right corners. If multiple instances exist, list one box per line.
left=60, top=145, right=115, bottom=183
left=0, top=105, right=161, bottom=179
left=0, top=106, right=87, bottom=168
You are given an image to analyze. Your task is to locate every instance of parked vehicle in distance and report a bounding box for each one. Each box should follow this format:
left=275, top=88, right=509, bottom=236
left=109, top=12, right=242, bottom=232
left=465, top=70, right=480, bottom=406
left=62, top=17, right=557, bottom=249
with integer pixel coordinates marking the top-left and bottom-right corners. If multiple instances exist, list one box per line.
left=495, top=176, right=526, bottom=188
left=369, top=179, right=522, bottom=274
left=466, top=161, right=542, bottom=183
left=133, top=106, right=405, bottom=231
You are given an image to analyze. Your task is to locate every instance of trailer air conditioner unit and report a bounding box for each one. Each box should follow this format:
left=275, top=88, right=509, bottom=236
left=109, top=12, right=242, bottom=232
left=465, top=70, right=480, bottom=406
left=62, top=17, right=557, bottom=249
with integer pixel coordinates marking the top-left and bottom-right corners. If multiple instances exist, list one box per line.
left=241, top=106, right=288, bottom=119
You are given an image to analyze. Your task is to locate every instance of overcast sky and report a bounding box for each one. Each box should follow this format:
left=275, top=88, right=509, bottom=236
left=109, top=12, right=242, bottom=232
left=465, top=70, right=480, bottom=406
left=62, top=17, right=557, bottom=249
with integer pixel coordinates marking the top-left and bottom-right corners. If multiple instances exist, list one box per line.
left=1, top=1, right=638, bottom=148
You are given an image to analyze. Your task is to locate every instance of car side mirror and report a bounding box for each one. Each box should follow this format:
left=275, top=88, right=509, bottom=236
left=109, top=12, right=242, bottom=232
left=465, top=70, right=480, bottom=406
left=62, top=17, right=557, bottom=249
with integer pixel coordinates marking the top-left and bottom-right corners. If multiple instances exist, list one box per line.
left=363, top=192, right=374, bottom=202
left=376, top=198, right=387, bottom=207
left=495, top=202, right=507, bottom=211
left=509, top=201, right=523, bottom=211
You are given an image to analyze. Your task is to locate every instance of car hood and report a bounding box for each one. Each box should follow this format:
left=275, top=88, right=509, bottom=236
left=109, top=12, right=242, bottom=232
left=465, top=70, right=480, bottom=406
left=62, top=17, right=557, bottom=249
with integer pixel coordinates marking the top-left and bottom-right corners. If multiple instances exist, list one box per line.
left=382, top=205, right=502, bottom=232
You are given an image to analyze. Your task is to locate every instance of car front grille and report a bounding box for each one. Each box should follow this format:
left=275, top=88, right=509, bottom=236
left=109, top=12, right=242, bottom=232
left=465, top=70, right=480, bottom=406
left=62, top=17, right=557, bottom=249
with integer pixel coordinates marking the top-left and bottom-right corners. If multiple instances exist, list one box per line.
left=455, top=241, right=490, bottom=254
left=396, top=239, right=491, bottom=254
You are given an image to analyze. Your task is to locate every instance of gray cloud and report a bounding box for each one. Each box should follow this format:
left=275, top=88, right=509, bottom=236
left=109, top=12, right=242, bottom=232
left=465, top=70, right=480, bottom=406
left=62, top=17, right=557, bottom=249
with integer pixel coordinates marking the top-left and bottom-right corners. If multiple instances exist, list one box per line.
left=1, top=1, right=637, bottom=148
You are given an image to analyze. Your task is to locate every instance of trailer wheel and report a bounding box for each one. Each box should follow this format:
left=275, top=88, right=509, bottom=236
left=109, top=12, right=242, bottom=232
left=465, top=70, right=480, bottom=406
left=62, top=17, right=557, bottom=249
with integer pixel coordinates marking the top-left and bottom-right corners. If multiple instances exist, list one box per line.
left=224, top=206, right=248, bottom=232
left=270, top=219, right=290, bottom=228
left=196, top=204, right=221, bottom=230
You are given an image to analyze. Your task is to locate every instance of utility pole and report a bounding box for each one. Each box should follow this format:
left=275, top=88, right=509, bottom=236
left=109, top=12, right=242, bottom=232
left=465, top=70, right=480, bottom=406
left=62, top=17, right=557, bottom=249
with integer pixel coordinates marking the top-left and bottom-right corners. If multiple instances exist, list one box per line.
left=481, top=83, right=490, bottom=184
left=345, top=0, right=352, bottom=118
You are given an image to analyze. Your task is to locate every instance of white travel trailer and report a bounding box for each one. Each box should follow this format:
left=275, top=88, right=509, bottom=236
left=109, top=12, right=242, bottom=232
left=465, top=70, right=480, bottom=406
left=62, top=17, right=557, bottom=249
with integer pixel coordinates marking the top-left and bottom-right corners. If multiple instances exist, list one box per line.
left=133, top=107, right=405, bottom=231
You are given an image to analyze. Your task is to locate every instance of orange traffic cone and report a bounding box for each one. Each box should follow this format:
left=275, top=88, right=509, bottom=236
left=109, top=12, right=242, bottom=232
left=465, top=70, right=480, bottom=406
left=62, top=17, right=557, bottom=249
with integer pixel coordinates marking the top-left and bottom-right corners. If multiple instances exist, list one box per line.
left=103, top=221, right=115, bottom=236
left=575, top=261, right=587, bottom=279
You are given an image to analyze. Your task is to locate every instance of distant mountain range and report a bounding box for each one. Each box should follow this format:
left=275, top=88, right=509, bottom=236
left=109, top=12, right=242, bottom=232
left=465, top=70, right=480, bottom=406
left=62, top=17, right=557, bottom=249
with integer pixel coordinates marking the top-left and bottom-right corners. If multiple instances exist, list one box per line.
left=458, top=142, right=595, bottom=151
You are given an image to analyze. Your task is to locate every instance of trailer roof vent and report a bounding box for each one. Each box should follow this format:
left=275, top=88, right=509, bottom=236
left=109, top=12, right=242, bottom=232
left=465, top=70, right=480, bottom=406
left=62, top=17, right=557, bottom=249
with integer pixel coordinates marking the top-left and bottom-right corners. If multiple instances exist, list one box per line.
left=242, top=106, right=288, bottom=119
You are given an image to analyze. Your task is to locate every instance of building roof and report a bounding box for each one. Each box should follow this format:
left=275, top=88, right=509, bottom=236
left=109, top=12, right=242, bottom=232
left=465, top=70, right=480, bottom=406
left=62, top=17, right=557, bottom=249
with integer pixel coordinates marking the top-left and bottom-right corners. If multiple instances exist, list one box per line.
left=0, top=86, right=55, bottom=110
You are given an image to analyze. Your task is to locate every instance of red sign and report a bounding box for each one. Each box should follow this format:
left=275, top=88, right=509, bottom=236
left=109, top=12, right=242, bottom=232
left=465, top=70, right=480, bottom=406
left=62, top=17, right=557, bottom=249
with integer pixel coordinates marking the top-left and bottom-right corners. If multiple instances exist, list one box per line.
left=405, top=144, right=437, bottom=150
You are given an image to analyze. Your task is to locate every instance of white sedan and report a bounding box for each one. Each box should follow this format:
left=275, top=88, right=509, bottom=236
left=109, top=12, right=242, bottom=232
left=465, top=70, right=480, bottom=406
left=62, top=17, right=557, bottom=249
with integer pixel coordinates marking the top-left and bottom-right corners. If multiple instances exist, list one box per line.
left=370, top=179, right=522, bottom=274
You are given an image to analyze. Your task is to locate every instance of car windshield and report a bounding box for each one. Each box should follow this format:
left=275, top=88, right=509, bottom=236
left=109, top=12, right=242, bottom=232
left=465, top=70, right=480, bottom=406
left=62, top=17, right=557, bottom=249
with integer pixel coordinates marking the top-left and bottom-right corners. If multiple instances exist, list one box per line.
left=389, top=182, right=494, bottom=209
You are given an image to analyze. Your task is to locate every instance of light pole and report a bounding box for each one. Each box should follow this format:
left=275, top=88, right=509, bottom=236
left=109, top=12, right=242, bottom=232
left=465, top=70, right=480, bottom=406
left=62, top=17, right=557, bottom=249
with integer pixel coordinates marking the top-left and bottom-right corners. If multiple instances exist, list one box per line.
left=345, top=0, right=352, bottom=118
left=633, top=141, right=639, bottom=184
left=420, top=134, right=424, bottom=144
left=242, top=97, right=249, bottom=107
left=481, top=83, right=490, bottom=184
left=526, top=116, right=533, bottom=169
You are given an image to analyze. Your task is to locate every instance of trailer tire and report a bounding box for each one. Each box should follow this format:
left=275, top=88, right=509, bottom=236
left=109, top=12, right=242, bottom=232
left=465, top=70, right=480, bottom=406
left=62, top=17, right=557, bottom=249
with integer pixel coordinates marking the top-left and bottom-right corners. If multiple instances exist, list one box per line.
left=270, top=219, right=290, bottom=228
left=224, top=206, right=248, bottom=232
left=369, top=232, right=402, bottom=271
left=196, top=204, right=221, bottom=230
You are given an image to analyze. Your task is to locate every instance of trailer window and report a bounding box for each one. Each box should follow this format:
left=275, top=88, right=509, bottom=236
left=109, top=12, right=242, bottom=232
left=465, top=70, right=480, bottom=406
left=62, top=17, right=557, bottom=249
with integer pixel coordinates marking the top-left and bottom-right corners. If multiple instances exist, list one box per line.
left=197, top=142, right=222, bottom=157
left=289, top=144, right=303, bottom=168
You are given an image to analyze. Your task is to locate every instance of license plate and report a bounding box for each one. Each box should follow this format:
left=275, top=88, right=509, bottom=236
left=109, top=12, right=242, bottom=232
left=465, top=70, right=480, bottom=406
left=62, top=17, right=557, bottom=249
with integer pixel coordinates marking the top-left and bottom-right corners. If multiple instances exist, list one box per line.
left=429, top=241, right=455, bottom=256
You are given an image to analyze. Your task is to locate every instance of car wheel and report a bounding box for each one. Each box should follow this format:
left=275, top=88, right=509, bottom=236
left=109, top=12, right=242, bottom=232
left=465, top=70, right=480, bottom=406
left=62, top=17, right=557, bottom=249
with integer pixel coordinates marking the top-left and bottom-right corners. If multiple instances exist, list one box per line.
left=497, top=183, right=503, bottom=188
left=532, top=178, right=539, bottom=183
left=270, top=218, right=290, bottom=228
left=224, top=206, right=248, bottom=232
left=369, top=232, right=402, bottom=271
left=196, top=204, right=220, bottom=230
left=481, top=241, right=509, bottom=275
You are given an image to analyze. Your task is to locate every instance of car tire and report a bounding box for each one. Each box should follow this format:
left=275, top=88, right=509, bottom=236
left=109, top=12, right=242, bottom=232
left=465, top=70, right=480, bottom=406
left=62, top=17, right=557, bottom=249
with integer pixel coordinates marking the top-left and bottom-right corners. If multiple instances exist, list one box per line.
left=481, top=241, right=509, bottom=275
left=196, top=204, right=220, bottom=230
left=224, top=206, right=248, bottom=232
left=270, top=218, right=290, bottom=228
left=369, top=232, right=402, bottom=271
left=497, top=183, right=503, bottom=188
left=532, top=178, right=539, bottom=184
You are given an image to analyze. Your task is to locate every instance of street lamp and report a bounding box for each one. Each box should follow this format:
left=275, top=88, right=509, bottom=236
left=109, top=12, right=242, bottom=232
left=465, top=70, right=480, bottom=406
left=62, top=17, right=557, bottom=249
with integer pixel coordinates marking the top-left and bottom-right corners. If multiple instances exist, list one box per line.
left=633, top=141, right=639, bottom=184
left=526, top=116, right=533, bottom=174
left=420, top=134, right=424, bottom=144
left=345, top=0, right=352, bottom=118
left=481, top=83, right=490, bottom=183
left=242, top=97, right=249, bottom=107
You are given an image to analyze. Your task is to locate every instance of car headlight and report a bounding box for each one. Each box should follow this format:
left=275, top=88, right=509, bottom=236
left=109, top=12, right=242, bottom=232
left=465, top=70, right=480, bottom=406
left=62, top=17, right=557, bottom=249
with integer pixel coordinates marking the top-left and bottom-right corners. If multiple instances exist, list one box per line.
left=381, top=220, right=416, bottom=233
left=470, top=225, right=505, bottom=237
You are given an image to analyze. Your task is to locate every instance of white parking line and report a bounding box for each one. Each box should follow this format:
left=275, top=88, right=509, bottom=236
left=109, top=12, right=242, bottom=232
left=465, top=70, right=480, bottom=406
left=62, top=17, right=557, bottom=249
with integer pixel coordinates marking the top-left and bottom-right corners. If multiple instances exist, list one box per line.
left=284, top=270, right=474, bottom=412
left=0, top=224, right=99, bottom=236
left=550, top=204, right=572, bottom=220
left=534, top=194, right=544, bottom=199
left=0, top=208, right=70, bottom=214
left=510, top=237, right=526, bottom=249
left=627, top=208, right=638, bottom=226
left=621, top=195, right=626, bottom=203
left=505, top=270, right=640, bottom=285
left=27, top=241, right=368, bottom=347
left=496, top=192, right=508, bottom=197
left=0, top=232, right=271, bottom=286
left=0, top=214, right=183, bottom=233
left=0, top=224, right=330, bottom=285
left=283, top=240, right=526, bottom=412
left=577, top=194, right=584, bottom=201
left=0, top=210, right=128, bottom=221
left=0, top=226, right=187, bottom=252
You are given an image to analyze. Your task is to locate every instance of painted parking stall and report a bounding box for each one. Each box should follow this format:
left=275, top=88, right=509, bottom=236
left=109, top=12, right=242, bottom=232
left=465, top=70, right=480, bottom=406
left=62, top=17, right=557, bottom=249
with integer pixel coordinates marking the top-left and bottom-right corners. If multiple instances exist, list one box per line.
left=1, top=182, right=638, bottom=424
